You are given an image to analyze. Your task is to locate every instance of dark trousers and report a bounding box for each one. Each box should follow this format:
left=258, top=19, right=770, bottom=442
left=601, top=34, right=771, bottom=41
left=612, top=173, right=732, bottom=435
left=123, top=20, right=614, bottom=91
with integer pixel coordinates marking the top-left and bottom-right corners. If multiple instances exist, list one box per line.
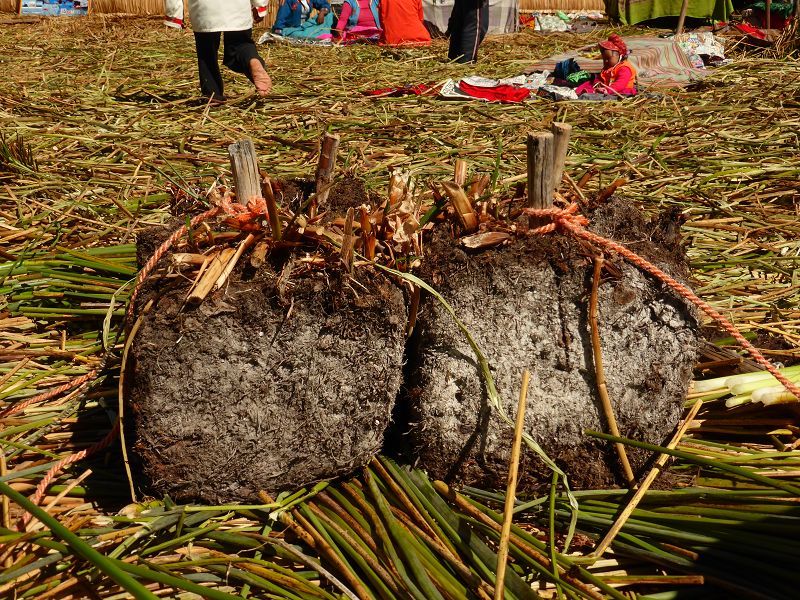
left=447, top=0, right=489, bottom=64
left=193, top=29, right=264, bottom=99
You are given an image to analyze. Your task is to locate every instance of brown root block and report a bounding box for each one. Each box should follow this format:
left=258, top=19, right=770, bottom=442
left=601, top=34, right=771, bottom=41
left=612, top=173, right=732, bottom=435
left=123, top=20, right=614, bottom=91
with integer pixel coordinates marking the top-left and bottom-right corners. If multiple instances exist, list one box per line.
left=128, top=263, right=407, bottom=503
left=406, top=199, right=700, bottom=490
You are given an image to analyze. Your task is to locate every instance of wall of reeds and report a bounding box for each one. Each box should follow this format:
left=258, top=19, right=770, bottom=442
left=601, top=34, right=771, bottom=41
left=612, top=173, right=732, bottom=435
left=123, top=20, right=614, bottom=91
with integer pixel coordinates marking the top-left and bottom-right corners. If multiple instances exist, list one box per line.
left=2, top=0, right=605, bottom=16
left=520, top=0, right=605, bottom=11
left=0, top=0, right=165, bottom=13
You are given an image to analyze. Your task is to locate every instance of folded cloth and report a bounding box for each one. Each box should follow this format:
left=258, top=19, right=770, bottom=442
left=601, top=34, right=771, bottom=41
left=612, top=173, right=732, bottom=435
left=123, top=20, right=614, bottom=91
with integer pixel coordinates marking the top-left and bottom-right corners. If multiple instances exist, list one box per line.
left=457, top=82, right=531, bottom=103
left=733, top=23, right=766, bottom=38
left=339, top=25, right=382, bottom=43
left=567, top=70, right=592, bottom=86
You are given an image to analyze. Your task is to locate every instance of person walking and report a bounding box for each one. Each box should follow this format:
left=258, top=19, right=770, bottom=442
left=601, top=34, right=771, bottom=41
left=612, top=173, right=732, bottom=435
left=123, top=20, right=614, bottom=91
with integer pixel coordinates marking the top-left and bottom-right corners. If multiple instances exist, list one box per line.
left=164, top=0, right=272, bottom=101
left=447, top=0, right=489, bottom=63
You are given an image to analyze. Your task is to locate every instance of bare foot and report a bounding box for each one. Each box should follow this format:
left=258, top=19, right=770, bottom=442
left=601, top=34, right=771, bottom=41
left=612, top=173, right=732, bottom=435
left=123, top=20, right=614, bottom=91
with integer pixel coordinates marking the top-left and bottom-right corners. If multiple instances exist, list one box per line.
left=250, top=58, right=272, bottom=96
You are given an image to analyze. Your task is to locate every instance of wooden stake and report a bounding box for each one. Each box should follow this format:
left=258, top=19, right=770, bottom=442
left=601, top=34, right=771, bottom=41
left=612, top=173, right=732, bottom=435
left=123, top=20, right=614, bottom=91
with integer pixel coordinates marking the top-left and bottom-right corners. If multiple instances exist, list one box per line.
left=185, top=248, right=236, bottom=305
left=550, top=122, right=572, bottom=194
left=591, top=399, right=703, bottom=558
left=590, top=257, right=635, bottom=486
left=676, top=0, right=690, bottom=35
left=261, top=176, right=282, bottom=241
left=228, top=139, right=262, bottom=204
left=213, top=233, right=257, bottom=290
left=314, top=133, right=340, bottom=215
left=765, top=0, right=771, bottom=30
left=359, top=206, right=375, bottom=261
left=340, top=207, right=355, bottom=273
left=526, top=131, right=554, bottom=229
left=494, top=370, right=531, bottom=600
left=453, top=159, right=468, bottom=187
left=469, top=173, right=491, bottom=203
left=440, top=181, right=478, bottom=233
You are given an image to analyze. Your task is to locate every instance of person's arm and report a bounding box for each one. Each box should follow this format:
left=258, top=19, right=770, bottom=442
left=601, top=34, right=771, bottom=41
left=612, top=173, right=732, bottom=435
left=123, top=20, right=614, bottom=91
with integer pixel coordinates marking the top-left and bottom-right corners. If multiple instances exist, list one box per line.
left=313, top=0, right=331, bottom=23
left=251, top=0, right=269, bottom=21
left=163, top=0, right=183, bottom=28
left=335, top=3, right=353, bottom=35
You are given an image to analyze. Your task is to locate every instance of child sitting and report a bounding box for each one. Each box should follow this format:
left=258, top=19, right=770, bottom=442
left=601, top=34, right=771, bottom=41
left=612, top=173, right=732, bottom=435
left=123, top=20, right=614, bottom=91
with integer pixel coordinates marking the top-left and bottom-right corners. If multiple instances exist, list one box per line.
left=334, top=0, right=382, bottom=42
left=576, top=34, right=637, bottom=97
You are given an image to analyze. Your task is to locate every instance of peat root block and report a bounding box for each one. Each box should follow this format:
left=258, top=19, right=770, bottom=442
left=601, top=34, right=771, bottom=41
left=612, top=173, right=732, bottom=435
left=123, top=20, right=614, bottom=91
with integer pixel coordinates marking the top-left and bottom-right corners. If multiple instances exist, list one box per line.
left=407, top=200, right=699, bottom=489
left=128, top=259, right=407, bottom=503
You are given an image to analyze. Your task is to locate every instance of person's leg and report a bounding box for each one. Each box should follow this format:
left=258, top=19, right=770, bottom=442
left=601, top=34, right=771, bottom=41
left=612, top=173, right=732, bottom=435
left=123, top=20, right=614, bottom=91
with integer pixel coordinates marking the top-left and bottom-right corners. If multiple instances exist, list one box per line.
left=447, top=1, right=465, bottom=61
left=193, top=31, right=224, bottom=99
left=474, top=0, right=489, bottom=58
left=222, top=29, right=272, bottom=95
left=448, top=0, right=487, bottom=63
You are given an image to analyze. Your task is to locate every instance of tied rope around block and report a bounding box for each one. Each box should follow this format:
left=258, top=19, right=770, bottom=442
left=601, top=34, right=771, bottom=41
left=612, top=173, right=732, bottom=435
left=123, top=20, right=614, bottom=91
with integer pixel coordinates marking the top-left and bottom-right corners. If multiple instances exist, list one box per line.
left=17, top=206, right=224, bottom=526
left=522, top=203, right=800, bottom=402
left=21, top=198, right=271, bottom=523
left=13, top=200, right=800, bottom=524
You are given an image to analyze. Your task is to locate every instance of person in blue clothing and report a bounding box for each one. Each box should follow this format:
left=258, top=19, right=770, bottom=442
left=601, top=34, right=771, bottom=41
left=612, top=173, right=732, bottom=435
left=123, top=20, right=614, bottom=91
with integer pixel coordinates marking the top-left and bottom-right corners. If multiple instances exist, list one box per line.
left=272, top=0, right=332, bottom=35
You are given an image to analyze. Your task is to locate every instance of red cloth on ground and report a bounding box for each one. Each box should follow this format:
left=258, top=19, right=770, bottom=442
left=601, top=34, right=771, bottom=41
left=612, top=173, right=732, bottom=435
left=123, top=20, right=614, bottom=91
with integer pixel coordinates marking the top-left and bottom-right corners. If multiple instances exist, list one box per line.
left=733, top=22, right=766, bottom=39
left=380, top=0, right=431, bottom=46
left=457, top=82, right=530, bottom=103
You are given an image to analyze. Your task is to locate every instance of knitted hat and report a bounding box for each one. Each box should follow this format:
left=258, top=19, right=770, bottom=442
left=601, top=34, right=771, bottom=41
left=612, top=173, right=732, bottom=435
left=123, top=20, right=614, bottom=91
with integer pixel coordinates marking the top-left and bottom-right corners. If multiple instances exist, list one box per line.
left=599, top=34, right=628, bottom=57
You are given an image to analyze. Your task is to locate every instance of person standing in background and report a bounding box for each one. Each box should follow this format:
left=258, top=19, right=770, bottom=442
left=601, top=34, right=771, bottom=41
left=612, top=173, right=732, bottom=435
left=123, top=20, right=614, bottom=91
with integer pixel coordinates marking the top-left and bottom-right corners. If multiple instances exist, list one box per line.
left=164, top=0, right=272, bottom=101
left=447, top=0, right=488, bottom=63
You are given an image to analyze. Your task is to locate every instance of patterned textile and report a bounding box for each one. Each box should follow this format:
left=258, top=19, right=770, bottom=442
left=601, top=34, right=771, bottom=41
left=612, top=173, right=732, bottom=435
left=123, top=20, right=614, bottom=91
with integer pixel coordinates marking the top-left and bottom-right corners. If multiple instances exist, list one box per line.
left=523, top=36, right=708, bottom=89
left=604, top=0, right=733, bottom=25
left=421, top=0, right=518, bottom=35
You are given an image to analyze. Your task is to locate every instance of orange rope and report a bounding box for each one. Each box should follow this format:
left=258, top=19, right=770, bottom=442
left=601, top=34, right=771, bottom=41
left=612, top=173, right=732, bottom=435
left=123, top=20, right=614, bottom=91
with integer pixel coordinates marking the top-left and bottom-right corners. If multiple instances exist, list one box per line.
left=523, top=203, right=800, bottom=402
left=125, top=206, right=221, bottom=324
left=14, top=206, right=222, bottom=528
left=22, top=421, right=120, bottom=527
left=0, top=370, right=97, bottom=419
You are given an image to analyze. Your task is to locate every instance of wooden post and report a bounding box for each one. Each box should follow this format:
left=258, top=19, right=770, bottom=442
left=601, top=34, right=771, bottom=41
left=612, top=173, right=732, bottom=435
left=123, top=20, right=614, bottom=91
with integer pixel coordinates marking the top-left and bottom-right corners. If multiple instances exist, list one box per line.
left=550, top=122, right=572, bottom=194
left=453, top=158, right=468, bottom=187
left=441, top=181, right=478, bottom=233
left=228, top=139, right=262, bottom=204
left=526, top=131, right=554, bottom=229
left=314, top=133, right=340, bottom=215
left=675, top=0, right=690, bottom=35
left=765, top=0, right=771, bottom=30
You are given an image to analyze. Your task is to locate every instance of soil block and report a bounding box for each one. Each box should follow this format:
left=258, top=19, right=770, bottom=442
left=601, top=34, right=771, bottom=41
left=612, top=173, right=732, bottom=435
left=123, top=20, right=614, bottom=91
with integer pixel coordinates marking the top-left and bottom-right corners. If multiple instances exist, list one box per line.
left=406, top=199, right=700, bottom=490
left=128, top=249, right=407, bottom=503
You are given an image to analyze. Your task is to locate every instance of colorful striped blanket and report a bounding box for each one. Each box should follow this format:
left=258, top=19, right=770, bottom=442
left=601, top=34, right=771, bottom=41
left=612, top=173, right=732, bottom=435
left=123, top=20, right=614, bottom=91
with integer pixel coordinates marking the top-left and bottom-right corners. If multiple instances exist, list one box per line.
left=523, top=36, right=708, bottom=89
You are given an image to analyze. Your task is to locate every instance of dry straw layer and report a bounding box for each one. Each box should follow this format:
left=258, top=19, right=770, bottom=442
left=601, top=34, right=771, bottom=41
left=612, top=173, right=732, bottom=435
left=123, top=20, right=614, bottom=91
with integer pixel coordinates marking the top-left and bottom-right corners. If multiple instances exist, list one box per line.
left=0, top=16, right=799, bottom=600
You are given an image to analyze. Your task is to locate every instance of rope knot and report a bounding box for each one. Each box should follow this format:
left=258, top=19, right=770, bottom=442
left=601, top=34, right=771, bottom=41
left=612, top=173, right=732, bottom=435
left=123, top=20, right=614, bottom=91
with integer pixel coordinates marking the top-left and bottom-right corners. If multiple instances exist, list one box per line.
left=523, top=203, right=589, bottom=235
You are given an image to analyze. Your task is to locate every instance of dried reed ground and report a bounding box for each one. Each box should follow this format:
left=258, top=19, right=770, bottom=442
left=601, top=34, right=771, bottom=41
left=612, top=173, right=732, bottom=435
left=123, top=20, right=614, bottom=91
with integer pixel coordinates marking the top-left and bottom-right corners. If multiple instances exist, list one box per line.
left=1, top=15, right=799, bottom=599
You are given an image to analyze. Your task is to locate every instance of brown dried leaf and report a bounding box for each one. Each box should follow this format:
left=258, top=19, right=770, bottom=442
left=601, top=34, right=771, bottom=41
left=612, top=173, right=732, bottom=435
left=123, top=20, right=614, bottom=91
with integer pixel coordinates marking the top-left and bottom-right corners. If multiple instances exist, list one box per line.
left=460, top=231, right=511, bottom=249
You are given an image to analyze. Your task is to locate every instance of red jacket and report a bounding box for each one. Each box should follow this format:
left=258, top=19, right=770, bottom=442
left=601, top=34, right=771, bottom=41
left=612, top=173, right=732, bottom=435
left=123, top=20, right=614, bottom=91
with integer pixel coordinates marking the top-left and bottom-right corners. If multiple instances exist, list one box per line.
left=597, top=60, right=637, bottom=95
